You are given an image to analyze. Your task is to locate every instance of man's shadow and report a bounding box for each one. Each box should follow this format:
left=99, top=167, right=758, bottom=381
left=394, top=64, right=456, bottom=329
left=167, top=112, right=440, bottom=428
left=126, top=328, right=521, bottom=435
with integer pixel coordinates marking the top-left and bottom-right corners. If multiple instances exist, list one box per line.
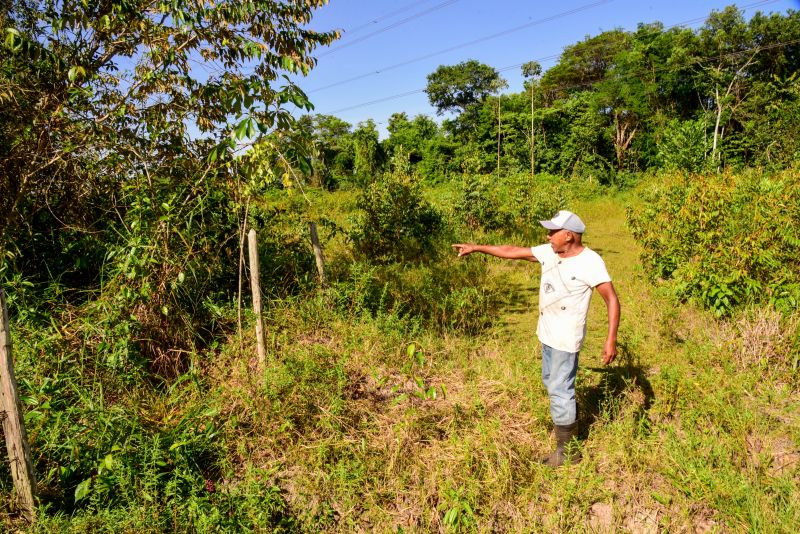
left=576, top=338, right=655, bottom=439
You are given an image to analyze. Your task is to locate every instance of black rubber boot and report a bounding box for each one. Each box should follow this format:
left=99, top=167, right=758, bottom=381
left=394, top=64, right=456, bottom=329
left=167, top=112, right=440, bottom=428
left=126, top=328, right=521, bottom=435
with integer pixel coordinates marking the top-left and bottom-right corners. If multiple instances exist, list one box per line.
left=542, top=422, right=581, bottom=467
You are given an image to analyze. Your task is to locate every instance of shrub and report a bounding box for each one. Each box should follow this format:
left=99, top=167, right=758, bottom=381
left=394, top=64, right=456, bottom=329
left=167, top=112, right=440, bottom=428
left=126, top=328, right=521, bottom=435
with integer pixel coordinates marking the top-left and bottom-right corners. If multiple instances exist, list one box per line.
left=505, top=172, right=570, bottom=230
left=657, top=118, right=711, bottom=173
left=455, top=174, right=510, bottom=231
left=380, top=259, right=505, bottom=334
left=455, top=172, right=568, bottom=236
left=627, top=169, right=800, bottom=316
left=350, top=170, right=442, bottom=263
left=329, top=256, right=505, bottom=335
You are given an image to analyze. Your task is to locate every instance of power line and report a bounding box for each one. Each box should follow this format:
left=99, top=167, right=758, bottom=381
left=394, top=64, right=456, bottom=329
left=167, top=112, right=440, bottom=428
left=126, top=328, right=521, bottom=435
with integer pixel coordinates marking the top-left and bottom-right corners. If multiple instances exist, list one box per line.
left=325, top=88, right=430, bottom=115
left=318, top=0, right=462, bottom=58
left=491, top=0, right=783, bottom=78
left=343, top=0, right=443, bottom=37
left=308, top=0, right=781, bottom=95
left=320, top=36, right=800, bottom=115
left=308, top=0, right=614, bottom=92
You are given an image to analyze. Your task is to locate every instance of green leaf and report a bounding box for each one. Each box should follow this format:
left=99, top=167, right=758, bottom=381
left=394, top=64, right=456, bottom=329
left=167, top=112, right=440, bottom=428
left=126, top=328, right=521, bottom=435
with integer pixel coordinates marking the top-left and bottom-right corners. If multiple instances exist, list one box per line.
left=102, top=454, right=115, bottom=471
left=407, top=343, right=416, bottom=358
left=280, top=56, right=296, bottom=72
left=296, top=154, right=311, bottom=175
left=5, top=28, right=22, bottom=51
left=68, top=66, right=86, bottom=82
left=246, top=118, right=257, bottom=139
left=232, top=118, right=248, bottom=140
left=74, top=478, right=92, bottom=502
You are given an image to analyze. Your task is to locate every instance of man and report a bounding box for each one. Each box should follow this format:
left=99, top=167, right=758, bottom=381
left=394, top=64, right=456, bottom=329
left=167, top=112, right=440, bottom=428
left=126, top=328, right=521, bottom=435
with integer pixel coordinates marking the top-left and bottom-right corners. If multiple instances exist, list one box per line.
left=452, top=210, right=620, bottom=467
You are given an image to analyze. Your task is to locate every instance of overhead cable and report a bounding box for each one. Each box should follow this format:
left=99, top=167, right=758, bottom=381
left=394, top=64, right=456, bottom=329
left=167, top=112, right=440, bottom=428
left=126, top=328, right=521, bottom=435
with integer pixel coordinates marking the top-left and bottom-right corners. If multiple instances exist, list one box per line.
left=308, top=0, right=781, bottom=94
left=343, top=0, right=443, bottom=37
left=321, top=36, right=800, bottom=115
left=308, top=0, right=614, bottom=92
left=317, top=0, right=462, bottom=58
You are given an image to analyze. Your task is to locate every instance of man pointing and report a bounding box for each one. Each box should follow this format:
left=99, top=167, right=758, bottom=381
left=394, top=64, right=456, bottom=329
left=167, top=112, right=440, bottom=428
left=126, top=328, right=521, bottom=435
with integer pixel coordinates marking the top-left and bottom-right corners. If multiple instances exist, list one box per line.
left=452, top=210, right=620, bottom=467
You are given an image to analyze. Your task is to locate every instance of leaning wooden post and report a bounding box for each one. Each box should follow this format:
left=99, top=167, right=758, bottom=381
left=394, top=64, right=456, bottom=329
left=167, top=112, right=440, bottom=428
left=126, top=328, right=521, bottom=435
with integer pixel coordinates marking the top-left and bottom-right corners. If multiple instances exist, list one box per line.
left=0, top=288, right=37, bottom=523
left=308, top=222, right=328, bottom=288
left=247, top=229, right=266, bottom=368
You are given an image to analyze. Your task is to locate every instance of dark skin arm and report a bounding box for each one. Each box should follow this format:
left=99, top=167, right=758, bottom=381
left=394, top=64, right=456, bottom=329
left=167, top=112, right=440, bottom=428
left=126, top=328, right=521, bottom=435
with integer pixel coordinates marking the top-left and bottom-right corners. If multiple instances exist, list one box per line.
left=595, top=281, right=620, bottom=365
left=451, top=243, right=537, bottom=262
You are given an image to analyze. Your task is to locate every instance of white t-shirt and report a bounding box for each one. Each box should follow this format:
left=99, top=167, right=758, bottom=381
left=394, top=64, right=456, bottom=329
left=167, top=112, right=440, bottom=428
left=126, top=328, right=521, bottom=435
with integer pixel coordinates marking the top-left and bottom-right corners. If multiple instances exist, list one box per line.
left=531, top=244, right=611, bottom=353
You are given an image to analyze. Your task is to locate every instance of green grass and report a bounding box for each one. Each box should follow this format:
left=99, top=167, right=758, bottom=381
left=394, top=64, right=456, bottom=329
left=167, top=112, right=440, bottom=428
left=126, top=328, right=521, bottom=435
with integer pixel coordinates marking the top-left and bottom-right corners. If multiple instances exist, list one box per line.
left=3, top=184, right=798, bottom=532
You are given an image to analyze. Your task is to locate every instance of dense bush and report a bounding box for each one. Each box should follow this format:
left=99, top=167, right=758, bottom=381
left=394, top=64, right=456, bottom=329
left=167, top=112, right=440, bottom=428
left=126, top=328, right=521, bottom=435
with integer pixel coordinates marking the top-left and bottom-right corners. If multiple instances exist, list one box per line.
left=506, top=172, right=571, bottom=230
left=350, top=170, right=442, bottom=263
left=657, top=118, right=711, bottom=173
left=455, top=172, right=568, bottom=235
left=627, top=169, right=800, bottom=316
left=455, top=174, right=510, bottom=230
left=330, top=258, right=505, bottom=335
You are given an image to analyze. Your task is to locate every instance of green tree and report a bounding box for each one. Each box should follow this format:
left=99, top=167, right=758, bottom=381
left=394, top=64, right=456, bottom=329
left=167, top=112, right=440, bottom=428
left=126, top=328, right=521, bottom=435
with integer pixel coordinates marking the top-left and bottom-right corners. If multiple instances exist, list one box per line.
left=522, top=61, right=542, bottom=176
left=1, top=0, right=337, bottom=369
left=0, top=0, right=336, bottom=251
left=353, top=119, right=382, bottom=181
left=696, top=6, right=756, bottom=168
left=425, top=60, right=503, bottom=115
left=541, top=30, right=629, bottom=95
left=384, top=112, right=439, bottom=167
left=303, top=114, right=353, bottom=187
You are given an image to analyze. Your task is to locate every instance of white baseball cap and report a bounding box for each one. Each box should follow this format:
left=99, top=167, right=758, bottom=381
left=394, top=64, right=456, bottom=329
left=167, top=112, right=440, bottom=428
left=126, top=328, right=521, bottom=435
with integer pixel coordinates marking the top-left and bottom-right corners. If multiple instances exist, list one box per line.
left=539, top=210, right=586, bottom=233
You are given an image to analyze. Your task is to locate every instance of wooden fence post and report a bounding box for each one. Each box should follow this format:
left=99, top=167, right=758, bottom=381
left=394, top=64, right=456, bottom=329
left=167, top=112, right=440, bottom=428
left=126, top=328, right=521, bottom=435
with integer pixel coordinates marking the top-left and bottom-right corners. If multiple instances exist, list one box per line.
left=308, top=222, right=328, bottom=288
left=247, top=229, right=266, bottom=368
left=0, top=288, right=37, bottom=523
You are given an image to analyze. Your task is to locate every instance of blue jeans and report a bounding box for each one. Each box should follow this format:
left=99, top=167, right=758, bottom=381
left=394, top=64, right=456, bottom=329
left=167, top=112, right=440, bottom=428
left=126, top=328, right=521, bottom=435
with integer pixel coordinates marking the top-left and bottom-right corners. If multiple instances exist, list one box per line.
left=541, top=344, right=579, bottom=425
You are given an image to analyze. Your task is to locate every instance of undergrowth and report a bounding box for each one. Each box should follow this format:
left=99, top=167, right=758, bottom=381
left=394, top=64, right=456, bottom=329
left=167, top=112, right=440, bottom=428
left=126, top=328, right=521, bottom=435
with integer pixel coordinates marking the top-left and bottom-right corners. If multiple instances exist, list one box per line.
left=1, top=172, right=798, bottom=532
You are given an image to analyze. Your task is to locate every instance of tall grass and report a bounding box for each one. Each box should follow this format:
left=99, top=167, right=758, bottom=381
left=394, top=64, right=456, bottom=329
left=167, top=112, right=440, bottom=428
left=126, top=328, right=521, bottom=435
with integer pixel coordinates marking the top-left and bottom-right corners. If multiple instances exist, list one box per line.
left=2, top=171, right=798, bottom=532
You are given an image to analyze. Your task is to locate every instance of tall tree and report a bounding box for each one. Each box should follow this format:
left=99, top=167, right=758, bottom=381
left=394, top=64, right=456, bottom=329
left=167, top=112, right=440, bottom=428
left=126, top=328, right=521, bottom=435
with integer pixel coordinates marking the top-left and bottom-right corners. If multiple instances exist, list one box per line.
left=696, top=6, right=756, bottom=167
left=306, top=114, right=353, bottom=185
left=522, top=61, right=542, bottom=176
left=1, top=0, right=337, bottom=367
left=0, top=0, right=337, bottom=251
left=353, top=119, right=381, bottom=180
left=541, top=30, right=629, bottom=95
left=492, top=78, right=509, bottom=174
left=425, top=60, right=502, bottom=115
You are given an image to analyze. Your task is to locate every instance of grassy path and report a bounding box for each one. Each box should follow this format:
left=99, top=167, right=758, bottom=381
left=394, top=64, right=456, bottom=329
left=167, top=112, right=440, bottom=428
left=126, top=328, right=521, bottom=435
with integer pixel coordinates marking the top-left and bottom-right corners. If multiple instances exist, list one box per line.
left=467, top=194, right=799, bottom=532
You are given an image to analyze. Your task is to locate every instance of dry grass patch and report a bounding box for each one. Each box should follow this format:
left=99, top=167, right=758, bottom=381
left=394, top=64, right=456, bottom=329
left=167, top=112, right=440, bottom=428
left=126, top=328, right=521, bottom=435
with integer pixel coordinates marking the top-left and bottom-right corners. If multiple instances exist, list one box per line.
left=712, top=307, right=799, bottom=372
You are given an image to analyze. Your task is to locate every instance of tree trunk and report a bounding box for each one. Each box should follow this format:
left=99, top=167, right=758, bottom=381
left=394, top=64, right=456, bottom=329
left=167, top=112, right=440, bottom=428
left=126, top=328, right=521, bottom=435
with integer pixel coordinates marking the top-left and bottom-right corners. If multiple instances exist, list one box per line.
left=309, top=222, right=328, bottom=288
left=496, top=95, right=501, bottom=174
left=613, top=111, right=637, bottom=170
left=530, top=89, right=535, bottom=178
left=712, top=87, right=722, bottom=165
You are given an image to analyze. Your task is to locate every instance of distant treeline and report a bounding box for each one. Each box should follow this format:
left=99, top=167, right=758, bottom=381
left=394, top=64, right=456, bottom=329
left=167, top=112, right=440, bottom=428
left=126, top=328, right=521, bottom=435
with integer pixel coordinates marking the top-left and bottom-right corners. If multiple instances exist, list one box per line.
left=294, top=6, right=800, bottom=186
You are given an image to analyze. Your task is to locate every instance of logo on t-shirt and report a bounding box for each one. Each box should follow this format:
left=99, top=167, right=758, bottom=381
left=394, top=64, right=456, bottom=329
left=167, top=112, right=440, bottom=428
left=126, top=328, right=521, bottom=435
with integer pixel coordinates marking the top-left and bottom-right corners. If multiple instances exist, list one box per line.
left=543, top=282, right=555, bottom=294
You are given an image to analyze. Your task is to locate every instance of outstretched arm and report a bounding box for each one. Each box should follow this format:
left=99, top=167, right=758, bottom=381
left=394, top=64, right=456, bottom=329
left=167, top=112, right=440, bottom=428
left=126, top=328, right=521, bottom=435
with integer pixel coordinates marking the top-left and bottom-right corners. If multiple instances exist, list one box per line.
left=595, top=281, right=620, bottom=365
left=452, top=244, right=536, bottom=262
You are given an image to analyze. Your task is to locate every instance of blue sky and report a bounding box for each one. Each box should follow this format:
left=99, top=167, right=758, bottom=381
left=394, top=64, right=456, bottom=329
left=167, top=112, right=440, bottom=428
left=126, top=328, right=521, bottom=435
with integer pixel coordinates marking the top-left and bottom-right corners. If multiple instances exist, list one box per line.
left=291, top=0, right=799, bottom=136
